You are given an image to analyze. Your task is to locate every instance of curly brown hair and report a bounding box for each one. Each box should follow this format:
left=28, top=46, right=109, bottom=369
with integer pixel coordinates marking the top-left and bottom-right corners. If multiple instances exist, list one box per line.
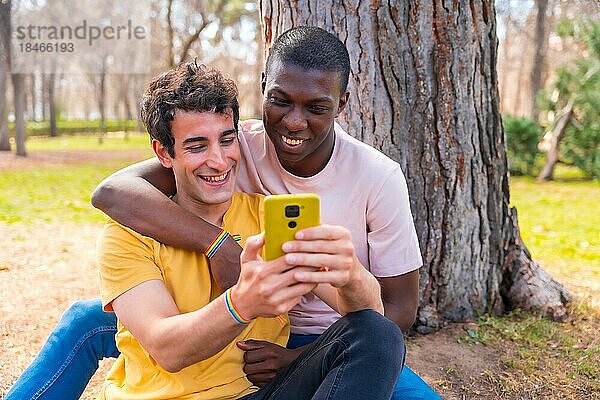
left=140, top=61, right=239, bottom=158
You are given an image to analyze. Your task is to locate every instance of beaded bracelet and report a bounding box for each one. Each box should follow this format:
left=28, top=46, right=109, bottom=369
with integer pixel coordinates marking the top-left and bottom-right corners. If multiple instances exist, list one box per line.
left=224, top=288, right=252, bottom=325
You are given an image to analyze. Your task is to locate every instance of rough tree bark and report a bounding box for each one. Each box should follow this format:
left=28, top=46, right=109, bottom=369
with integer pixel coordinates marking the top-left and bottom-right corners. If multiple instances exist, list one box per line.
left=260, top=0, right=571, bottom=332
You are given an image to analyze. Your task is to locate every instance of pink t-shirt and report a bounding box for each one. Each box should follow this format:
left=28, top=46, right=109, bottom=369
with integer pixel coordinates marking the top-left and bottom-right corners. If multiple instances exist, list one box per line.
left=236, top=120, right=422, bottom=334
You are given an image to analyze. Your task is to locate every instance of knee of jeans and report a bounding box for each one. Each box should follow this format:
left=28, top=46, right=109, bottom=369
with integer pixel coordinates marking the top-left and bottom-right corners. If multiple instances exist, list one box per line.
left=60, top=299, right=113, bottom=331
left=347, top=310, right=405, bottom=353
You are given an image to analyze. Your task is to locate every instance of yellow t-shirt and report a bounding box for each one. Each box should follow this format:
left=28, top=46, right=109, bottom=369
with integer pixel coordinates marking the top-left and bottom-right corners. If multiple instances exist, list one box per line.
left=96, top=193, right=289, bottom=400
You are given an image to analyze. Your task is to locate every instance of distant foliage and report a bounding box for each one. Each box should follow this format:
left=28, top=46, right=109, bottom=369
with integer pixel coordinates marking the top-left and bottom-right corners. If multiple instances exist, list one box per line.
left=539, top=20, right=600, bottom=179
left=9, top=119, right=138, bottom=137
left=504, top=115, right=543, bottom=176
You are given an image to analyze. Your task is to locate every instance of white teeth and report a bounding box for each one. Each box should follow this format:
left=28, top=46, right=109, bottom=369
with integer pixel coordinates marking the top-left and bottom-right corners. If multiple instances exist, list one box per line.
left=281, top=135, right=304, bottom=146
left=201, top=172, right=227, bottom=182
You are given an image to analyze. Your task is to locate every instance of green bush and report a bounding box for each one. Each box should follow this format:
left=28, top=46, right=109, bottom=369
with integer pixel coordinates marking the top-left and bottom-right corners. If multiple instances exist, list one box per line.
left=503, top=115, right=543, bottom=176
left=562, top=123, right=600, bottom=179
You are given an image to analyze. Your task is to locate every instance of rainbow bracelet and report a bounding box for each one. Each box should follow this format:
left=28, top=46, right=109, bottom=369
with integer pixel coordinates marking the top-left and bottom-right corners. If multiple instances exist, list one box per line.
left=204, top=230, right=230, bottom=259
left=225, top=288, right=252, bottom=325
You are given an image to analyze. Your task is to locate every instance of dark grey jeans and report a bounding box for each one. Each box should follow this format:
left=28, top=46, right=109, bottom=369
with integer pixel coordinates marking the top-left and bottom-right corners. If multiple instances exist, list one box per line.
left=242, top=310, right=406, bottom=400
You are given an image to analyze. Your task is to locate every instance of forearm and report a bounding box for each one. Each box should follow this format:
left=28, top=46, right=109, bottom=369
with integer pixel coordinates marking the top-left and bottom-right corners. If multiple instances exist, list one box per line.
left=378, top=271, right=420, bottom=332
left=143, top=294, right=245, bottom=372
left=92, top=158, right=223, bottom=253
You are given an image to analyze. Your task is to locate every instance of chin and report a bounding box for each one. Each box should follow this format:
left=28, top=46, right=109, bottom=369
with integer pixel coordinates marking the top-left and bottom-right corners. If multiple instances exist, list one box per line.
left=204, top=191, right=235, bottom=205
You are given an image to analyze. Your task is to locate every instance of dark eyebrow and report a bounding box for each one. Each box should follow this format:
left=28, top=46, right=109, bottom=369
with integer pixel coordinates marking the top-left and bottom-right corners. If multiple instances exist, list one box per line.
left=182, top=129, right=237, bottom=145
left=269, top=87, right=334, bottom=104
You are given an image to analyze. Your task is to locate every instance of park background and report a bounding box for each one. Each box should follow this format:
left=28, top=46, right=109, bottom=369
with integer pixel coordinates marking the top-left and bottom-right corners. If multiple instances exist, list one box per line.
left=0, top=0, right=598, bottom=399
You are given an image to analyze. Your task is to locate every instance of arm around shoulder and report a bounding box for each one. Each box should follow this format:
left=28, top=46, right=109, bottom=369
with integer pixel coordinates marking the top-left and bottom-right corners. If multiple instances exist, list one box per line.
left=91, top=158, right=234, bottom=255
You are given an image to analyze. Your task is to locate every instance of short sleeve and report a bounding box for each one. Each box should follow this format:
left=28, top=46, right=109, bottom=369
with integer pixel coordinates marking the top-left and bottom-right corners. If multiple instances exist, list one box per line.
left=366, top=166, right=423, bottom=277
left=96, top=221, right=163, bottom=311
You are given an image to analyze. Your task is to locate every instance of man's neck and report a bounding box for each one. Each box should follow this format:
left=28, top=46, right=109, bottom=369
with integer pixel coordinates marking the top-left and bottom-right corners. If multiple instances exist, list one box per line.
left=172, top=193, right=231, bottom=227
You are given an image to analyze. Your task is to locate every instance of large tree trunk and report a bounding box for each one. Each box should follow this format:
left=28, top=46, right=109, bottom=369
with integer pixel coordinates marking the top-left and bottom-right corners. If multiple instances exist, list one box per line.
left=529, top=0, right=548, bottom=120
left=0, top=0, right=11, bottom=151
left=260, top=0, right=571, bottom=332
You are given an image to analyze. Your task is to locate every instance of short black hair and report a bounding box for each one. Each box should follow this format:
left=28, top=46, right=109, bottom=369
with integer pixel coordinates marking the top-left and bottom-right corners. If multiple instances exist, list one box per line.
left=265, top=26, right=350, bottom=94
left=140, top=62, right=239, bottom=158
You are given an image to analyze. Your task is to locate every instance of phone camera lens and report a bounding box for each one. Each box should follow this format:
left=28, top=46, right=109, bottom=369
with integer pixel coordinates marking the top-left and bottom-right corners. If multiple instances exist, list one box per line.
left=288, top=221, right=297, bottom=228
left=285, top=205, right=300, bottom=218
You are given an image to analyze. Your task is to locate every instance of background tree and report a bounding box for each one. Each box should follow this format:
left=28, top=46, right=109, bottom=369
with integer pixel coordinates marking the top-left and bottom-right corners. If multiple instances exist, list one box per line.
left=48, top=72, right=58, bottom=137
left=260, top=0, right=571, bottom=332
left=537, top=20, right=600, bottom=180
left=164, top=0, right=226, bottom=67
left=12, top=72, right=26, bottom=156
left=529, top=0, right=549, bottom=120
left=7, top=0, right=26, bottom=156
left=0, top=0, right=11, bottom=151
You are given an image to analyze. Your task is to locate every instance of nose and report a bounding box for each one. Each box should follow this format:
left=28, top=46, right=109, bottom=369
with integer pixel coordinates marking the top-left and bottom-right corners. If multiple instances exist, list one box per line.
left=282, top=106, right=308, bottom=132
left=206, top=144, right=228, bottom=171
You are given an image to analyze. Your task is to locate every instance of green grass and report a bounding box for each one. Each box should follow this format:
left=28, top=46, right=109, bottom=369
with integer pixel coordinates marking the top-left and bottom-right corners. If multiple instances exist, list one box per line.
left=26, top=133, right=152, bottom=152
left=1, top=134, right=153, bottom=224
left=509, top=167, right=600, bottom=276
left=461, top=306, right=600, bottom=395
left=0, top=161, right=142, bottom=224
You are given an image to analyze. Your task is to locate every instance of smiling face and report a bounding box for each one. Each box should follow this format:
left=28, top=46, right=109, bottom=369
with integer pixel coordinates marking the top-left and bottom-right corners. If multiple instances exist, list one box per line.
left=153, top=110, right=240, bottom=224
left=262, top=61, right=349, bottom=177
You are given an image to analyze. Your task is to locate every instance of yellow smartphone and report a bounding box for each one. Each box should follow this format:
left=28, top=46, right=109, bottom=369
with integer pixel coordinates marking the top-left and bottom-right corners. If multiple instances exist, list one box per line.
left=262, top=194, right=321, bottom=261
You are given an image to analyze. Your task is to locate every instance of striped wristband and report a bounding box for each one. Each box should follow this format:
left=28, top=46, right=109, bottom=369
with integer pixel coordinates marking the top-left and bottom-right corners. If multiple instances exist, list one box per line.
left=224, top=288, right=252, bottom=325
left=204, top=230, right=230, bottom=259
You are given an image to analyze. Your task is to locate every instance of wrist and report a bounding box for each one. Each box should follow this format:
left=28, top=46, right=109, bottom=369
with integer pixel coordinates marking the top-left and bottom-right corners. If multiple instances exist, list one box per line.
left=343, top=259, right=365, bottom=290
left=227, top=286, right=254, bottom=323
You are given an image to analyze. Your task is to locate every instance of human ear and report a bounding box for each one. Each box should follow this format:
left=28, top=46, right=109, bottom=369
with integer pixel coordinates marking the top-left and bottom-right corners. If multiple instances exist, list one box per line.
left=152, top=139, right=173, bottom=168
left=336, top=91, right=350, bottom=115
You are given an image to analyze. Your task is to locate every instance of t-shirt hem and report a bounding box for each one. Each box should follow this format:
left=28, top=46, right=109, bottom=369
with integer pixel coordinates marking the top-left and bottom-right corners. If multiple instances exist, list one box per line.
left=372, top=263, right=422, bottom=278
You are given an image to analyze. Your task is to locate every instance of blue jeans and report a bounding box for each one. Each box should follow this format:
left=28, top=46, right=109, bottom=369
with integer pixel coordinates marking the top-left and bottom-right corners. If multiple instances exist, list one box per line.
left=5, top=299, right=119, bottom=400
left=6, top=299, right=440, bottom=399
left=287, top=335, right=441, bottom=400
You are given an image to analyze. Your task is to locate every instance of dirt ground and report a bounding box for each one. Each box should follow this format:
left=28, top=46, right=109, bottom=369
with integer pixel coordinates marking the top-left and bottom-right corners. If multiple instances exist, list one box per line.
left=1, top=151, right=597, bottom=399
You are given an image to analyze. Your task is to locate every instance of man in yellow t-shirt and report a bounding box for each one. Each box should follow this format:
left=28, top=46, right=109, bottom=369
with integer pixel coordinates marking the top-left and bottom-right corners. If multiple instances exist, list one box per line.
left=97, top=193, right=289, bottom=399
left=97, top=62, right=406, bottom=400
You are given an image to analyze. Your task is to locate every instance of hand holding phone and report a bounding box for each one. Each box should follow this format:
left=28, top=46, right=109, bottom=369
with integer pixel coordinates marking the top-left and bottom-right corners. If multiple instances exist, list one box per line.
left=262, top=194, right=320, bottom=261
